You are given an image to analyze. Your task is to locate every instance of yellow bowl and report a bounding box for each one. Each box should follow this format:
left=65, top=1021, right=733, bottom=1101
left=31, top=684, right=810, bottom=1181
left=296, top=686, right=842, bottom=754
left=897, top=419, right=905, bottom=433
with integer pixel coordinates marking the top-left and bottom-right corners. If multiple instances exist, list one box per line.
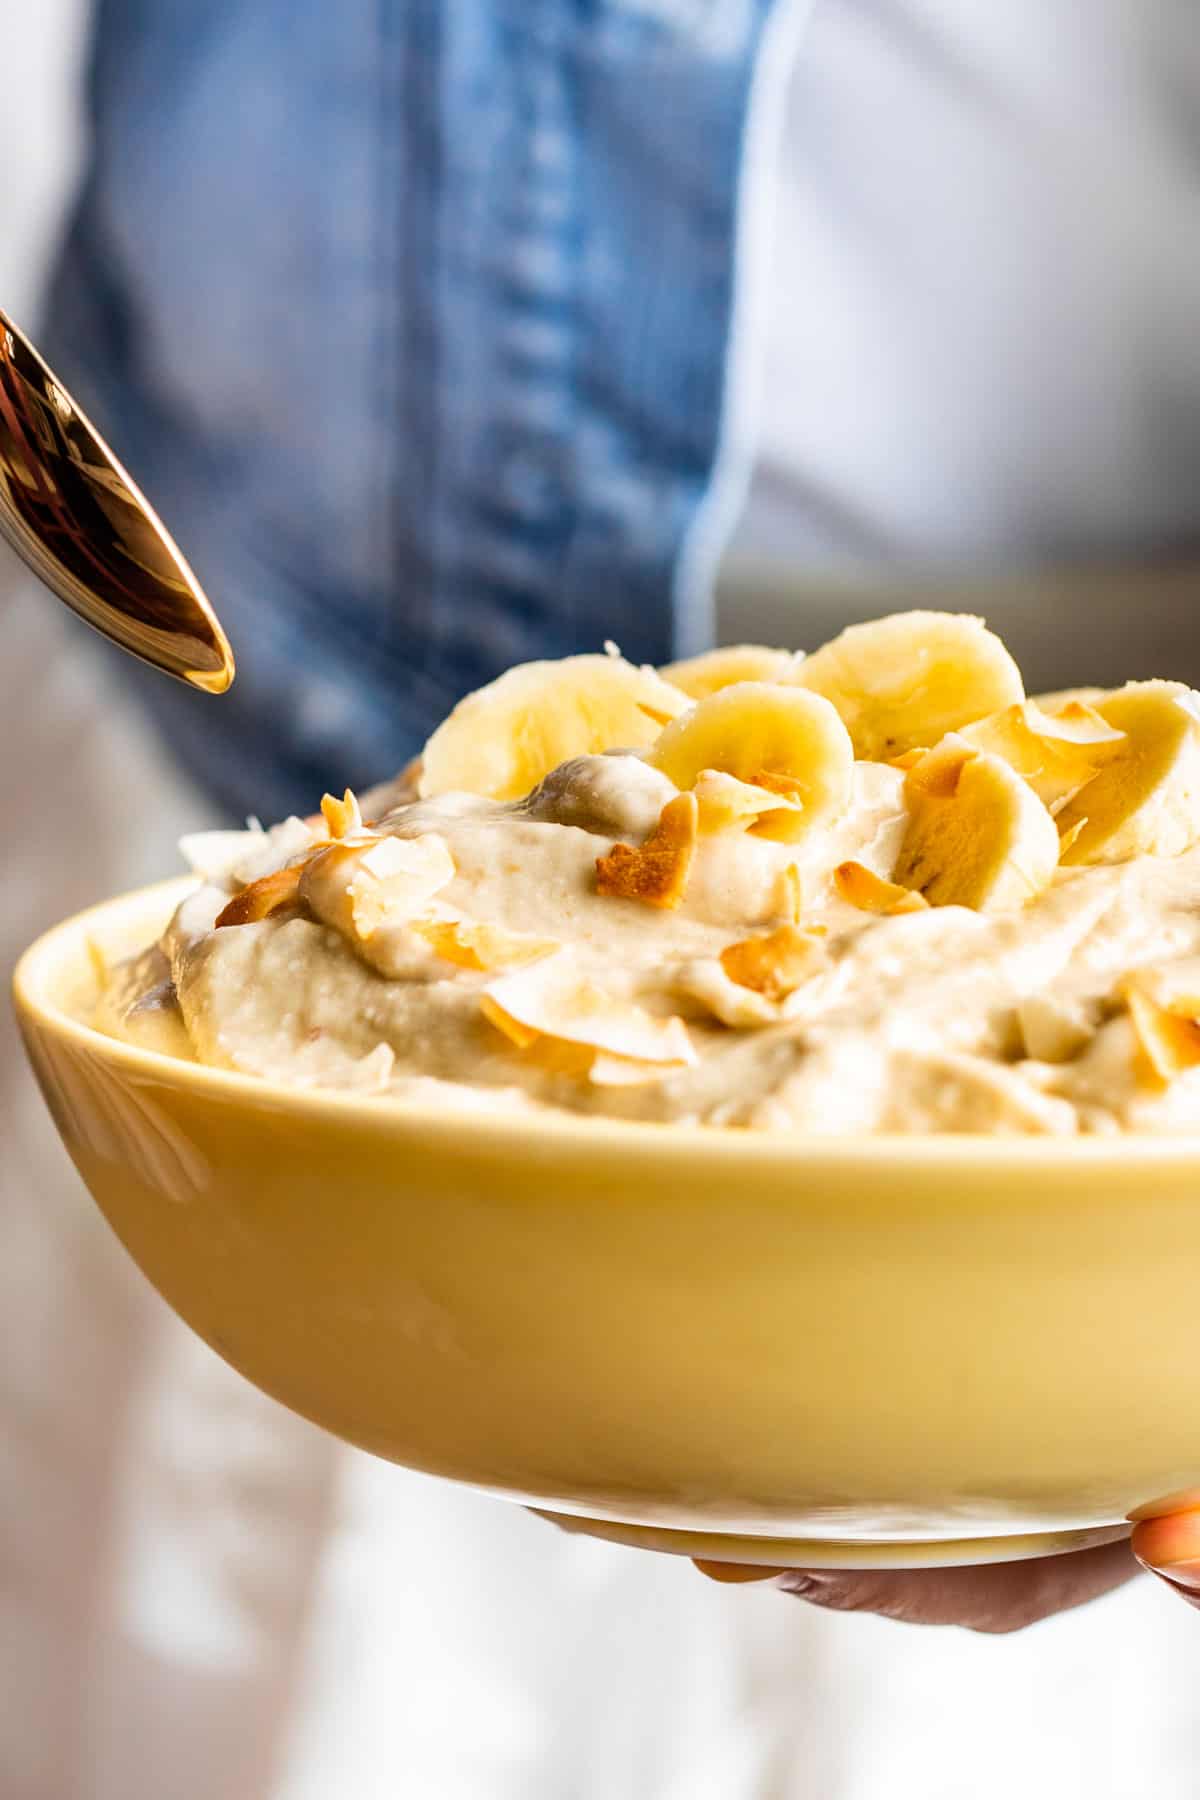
left=15, top=878, right=1200, bottom=1569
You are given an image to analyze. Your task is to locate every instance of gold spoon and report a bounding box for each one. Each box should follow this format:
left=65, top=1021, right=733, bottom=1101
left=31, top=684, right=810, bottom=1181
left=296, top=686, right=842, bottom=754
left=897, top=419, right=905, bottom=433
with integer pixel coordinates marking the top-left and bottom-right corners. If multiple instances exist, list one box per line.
left=0, top=307, right=234, bottom=693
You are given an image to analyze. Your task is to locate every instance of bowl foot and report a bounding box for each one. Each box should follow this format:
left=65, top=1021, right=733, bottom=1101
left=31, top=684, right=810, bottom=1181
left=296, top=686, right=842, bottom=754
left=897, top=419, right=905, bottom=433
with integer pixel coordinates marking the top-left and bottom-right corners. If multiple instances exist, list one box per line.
left=533, top=1510, right=1132, bottom=1569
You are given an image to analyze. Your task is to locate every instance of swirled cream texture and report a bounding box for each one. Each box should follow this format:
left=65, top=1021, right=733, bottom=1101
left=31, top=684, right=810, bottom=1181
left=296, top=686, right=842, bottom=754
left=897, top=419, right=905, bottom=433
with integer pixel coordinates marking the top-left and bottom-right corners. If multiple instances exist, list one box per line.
left=95, top=621, right=1200, bottom=1133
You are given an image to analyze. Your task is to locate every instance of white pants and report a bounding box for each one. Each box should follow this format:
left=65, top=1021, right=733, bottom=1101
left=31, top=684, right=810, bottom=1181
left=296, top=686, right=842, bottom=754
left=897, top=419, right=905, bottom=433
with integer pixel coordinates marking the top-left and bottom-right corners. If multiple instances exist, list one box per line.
left=6, top=577, right=1200, bottom=1800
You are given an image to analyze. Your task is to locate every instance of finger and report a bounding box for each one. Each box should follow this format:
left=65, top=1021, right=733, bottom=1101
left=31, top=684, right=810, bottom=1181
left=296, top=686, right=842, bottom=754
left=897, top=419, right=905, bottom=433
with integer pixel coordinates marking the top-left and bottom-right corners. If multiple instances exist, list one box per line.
left=693, top=1560, right=786, bottom=1584
left=697, top=1538, right=1138, bottom=1632
left=1132, top=1510, right=1200, bottom=1609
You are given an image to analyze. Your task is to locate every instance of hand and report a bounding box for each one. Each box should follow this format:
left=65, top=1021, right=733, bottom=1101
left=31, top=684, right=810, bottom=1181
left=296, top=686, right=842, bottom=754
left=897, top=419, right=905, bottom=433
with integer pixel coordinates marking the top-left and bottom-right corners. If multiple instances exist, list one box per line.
left=694, top=1507, right=1200, bottom=1632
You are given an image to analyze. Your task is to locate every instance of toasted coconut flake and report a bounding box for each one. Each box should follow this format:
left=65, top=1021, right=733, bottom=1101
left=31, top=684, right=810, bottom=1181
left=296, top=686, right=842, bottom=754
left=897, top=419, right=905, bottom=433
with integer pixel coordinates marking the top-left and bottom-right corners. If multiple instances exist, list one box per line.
left=1034, top=687, right=1106, bottom=714
left=588, top=1052, right=681, bottom=1088
left=1122, top=975, right=1200, bottom=1085
left=178, top=828, right=269, bottom=883
left=960, top=700, right=1126, bottom=808
left=413, top=918, right=560, bottom=972
left=348, top=834, right=456, bottom=940
left=182, top=819, right=320, bottom=887
left=478, top=994, right=541, bottom=1049
left=1126, top=959, right=1200, bottom=1019
left=595, top=792, right=698, bottom=909
left=1046, top=700, right=1126, bottom=743
left=233, top=816, right=320, bottom=886
left=671, top=958, right=780, bottom=1027
left=215, top=864, right=304, bottom=928
left=692, top=768, right=804, bottom=837
left=741, top=767, right=820, bottom=842
left=834, top=861, right=929, bottom=916
left=693, top=769, right=772, bottom=833
left=480, top=953, right=696, bottom=1067
left=719, top=924, right=825, bottom=1003
left=637, top=698, right=685, bottom=727
left=750, top=768, right=805, bottom=801
left=321, top=787, right=364, bottom=839
left=776, top=862, right=804, bottom=923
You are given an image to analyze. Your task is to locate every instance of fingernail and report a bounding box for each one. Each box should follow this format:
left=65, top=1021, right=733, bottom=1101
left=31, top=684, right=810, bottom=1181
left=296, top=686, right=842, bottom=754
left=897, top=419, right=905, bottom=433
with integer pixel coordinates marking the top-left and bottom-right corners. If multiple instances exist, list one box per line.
left=1131, top=1512, right=1200, bottom=1587
left=692, top=1559, right=786, bottom=1584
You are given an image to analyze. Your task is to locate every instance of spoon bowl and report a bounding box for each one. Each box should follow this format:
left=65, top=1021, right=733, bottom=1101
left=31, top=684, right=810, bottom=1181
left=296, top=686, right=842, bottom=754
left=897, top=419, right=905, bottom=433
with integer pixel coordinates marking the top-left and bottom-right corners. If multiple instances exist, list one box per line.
left=0, top=307, right=233, bottom=692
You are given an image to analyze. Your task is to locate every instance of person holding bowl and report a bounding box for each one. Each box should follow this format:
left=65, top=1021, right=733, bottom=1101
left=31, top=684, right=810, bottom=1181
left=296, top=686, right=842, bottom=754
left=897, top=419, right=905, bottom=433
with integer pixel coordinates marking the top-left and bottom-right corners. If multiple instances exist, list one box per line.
left=9, top=1, right=1200, bottom=1795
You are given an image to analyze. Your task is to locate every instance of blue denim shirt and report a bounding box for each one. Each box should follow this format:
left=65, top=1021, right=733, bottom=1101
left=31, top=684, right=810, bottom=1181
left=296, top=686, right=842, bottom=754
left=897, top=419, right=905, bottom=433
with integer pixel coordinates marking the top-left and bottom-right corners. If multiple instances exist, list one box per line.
left=44, top=1, right=776, bottom=822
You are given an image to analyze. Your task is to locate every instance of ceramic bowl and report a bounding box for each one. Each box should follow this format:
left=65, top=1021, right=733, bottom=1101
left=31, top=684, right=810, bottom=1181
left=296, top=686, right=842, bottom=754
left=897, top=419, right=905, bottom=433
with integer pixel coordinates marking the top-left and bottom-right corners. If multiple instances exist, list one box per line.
left=15, top=878, right=1200, bottom=1568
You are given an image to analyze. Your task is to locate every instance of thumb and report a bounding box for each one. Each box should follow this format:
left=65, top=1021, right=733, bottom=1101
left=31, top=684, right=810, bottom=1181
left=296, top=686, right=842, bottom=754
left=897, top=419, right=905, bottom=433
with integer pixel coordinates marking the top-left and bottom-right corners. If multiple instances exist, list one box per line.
left=1131, top=1509, right=1200, bottom=1608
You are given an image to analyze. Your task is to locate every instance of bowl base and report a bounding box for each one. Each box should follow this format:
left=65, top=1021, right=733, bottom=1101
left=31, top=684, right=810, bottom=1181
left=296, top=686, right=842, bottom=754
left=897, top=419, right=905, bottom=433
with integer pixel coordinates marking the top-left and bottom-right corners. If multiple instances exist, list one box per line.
left=534, top=1510, right=1132, bottom=1570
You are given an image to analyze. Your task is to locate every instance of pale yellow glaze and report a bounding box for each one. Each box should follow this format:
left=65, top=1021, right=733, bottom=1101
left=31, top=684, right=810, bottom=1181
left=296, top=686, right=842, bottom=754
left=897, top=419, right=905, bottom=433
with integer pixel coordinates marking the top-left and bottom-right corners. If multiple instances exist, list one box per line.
left=15, top=878, right=1200, bottom=1566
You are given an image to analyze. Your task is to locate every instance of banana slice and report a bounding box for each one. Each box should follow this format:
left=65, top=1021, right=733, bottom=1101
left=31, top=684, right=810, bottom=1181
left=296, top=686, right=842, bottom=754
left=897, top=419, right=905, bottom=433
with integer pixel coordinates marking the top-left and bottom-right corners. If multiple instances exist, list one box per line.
left=646, top=682, right=853, bottom=842
left=1056, top=682, right=1200, bottom=865
left=479, top=953, right=696, bottom=1070
left=796, top=611, right=1024, bottom=761
left=958, top=699, right=1126, bottom=810
left=661, top=644, right=804, bottom=700
left=419, top=654, right=689, bottom=801
left=894, top=745, right=1060, bottom=911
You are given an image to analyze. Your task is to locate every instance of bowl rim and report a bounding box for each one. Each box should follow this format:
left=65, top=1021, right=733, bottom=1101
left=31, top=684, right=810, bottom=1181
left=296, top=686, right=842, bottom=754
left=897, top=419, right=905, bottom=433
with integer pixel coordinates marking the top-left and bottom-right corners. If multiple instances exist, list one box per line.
left=15, top=875, right=1200, bottom=1171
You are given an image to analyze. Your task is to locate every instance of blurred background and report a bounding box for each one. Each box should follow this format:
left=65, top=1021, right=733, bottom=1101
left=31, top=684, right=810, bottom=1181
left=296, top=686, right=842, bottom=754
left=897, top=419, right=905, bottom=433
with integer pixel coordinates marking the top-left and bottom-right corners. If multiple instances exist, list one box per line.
left=7, top=4, right=1200, bottom=1798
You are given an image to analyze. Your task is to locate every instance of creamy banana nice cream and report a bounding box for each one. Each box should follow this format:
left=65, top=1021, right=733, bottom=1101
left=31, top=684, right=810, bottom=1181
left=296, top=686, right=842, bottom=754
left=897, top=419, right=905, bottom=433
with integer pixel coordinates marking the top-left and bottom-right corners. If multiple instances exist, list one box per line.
left=96, top=611, right=1200, bottom=1134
